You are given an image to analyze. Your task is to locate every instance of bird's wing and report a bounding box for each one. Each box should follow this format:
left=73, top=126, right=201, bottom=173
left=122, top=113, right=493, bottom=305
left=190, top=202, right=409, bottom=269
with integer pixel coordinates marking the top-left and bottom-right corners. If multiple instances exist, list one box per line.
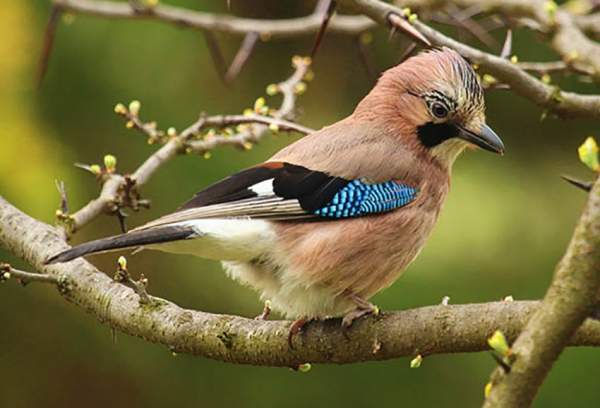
left=134, top=161, right=419, bottom=231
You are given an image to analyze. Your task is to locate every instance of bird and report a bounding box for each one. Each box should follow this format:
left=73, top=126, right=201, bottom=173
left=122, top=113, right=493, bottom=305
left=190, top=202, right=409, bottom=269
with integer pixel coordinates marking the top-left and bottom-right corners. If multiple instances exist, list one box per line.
left=47, top=47, right=504, bottom=341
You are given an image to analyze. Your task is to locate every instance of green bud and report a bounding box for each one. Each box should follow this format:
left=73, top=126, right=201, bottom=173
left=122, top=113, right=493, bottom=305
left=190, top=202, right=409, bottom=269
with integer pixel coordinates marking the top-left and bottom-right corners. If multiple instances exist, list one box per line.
left=114, top=103, right=127, bottom=114
left=118, top=256, right=127, bottom=270
left=482, top=74, right=497, bottom=86
left=294, top=82, right=307, bottom=95
left=487, top=330, right=510, bottom=356
left=541, top=73, right=551, bottom=84
left=266, top=84, right=279, bottom=96
left=254, top=97, right=268, bottom=114
left=128, top=100, right=141, bottom=116
left=104, top=154, right=117, bottom=172
left=484, top=382, right=493, bottom=398
left=90, top=164, right=102, bottom=175
left=410, top=354, right=423, bottom=368
left=297, top=363, right=312, bottom=373
left=578, top=137, right=600, bottom=171
left=544, top=1, right=558, bottom=17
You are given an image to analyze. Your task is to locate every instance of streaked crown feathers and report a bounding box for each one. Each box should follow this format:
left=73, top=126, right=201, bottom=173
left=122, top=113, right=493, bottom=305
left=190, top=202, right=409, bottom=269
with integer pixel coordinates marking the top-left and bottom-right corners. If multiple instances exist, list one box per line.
left=377, top=47, right=485, bottom=122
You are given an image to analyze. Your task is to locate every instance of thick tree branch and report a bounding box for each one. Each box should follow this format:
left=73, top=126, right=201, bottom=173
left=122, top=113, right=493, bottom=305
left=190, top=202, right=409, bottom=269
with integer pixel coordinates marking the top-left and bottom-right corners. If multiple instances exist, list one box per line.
left=1, top=196, right=600, bottom=367
left=483, top=176, right=600, bottom=406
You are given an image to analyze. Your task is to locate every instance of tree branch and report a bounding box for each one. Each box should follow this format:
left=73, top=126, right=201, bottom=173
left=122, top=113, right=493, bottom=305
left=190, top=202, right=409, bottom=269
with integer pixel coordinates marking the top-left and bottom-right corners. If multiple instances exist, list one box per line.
left=63, top=57, right=312, bottom=234
left=1, top=196, right=600, bottom=367
left=51, top=0, right=374, bottom=38
left=45, top=0, right=600, bottom=119
left=340, top=0, right=600, bottom=118
left=483, top=176, right=600, bottom=406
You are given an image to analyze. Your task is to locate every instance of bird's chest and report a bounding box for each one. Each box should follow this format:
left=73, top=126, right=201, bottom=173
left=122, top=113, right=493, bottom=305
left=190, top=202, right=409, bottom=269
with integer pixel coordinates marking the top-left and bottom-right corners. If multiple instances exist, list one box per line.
left=275, top=186, right=445, bottom=289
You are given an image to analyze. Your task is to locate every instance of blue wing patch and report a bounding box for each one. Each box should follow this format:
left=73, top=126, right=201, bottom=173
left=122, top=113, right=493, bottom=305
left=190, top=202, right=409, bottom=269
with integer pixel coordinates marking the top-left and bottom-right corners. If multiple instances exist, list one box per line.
left=314, top=180, right=418, bottom=219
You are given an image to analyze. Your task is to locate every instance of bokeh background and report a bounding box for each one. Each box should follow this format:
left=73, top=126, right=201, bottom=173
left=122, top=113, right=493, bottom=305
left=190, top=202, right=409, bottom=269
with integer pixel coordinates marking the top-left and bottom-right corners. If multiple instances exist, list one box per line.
left=1, top=1, right=599, bottom=407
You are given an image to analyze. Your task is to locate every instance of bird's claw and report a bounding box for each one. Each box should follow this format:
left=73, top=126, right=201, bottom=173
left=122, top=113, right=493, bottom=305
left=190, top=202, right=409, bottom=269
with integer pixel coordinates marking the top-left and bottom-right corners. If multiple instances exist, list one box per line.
left=341, top=304, right=380, bottom=328
left=254, top=299, right=272, bottom=320
left=287, top=317, right=309, bottom=349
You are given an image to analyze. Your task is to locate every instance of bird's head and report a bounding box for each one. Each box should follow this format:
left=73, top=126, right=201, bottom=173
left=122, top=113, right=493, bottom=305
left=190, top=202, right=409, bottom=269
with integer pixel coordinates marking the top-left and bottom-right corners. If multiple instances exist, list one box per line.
left=355, top=47, right=504, bottom=167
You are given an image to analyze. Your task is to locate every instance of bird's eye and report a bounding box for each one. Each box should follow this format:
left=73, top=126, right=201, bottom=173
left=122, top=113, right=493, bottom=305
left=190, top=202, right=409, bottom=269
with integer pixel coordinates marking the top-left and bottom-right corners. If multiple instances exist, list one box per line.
left=431, top=102, right=449, bottom=119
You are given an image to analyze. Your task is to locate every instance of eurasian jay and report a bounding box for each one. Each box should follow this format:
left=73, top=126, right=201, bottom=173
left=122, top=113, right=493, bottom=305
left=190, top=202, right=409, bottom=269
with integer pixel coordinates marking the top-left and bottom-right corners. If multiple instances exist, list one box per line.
left=47, top=48, right=504, bottom=334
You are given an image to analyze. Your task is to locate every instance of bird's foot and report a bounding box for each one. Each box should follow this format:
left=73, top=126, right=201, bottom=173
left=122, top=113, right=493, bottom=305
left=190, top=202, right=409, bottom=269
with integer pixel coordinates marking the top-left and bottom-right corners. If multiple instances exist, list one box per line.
left=341, top=305, right=380, bottom=328
left=288, top=316, right=310, bottom=349
left=254, top=299, right=272, bottom=320
left=342, top=294, right=380, bottom=328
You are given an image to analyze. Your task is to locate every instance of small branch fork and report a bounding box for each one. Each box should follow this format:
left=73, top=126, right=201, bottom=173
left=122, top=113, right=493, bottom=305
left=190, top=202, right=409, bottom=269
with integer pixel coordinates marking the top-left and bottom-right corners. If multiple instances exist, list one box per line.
left=113, top=256, right=153, bottom=305
left=56, top=57, right=313, bottom=237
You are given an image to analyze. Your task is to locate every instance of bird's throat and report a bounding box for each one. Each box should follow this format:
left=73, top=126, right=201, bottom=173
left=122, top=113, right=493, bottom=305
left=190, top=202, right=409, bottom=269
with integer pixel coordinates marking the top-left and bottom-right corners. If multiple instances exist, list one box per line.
left=417, top=122, right=468, bottom=168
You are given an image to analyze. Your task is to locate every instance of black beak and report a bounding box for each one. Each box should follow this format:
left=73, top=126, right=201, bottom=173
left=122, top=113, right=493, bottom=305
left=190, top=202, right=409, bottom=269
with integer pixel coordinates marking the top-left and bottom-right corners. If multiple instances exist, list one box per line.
left=457, top=124, right=504, bottom=155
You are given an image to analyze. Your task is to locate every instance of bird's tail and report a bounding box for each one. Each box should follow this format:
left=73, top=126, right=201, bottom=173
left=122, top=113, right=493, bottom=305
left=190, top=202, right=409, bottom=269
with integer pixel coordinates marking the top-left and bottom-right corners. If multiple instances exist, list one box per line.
left=45, top=225, right=195, bottom=264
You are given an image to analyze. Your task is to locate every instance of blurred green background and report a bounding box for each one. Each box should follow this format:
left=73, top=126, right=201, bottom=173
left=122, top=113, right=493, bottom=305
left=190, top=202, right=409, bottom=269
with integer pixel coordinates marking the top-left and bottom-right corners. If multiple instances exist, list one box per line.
left=1, top=1, right=599, bottom=407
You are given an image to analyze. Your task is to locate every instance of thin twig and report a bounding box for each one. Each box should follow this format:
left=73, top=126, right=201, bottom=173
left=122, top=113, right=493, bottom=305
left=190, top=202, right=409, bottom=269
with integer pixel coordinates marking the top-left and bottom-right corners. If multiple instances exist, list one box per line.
left=224, top=32, right=259, bottom=83
left=433, top=7, right=498, bottom=49
left=0, top=263, right=59, bottom=285
left=500, top=29, right=512, bottom=59
left=310, top=0, right=337, bottom=59
left=518, top=61, right=594, bottom=76
left=356, top=34, right=377, bottom=80
left=37, top=5, right=63, bottom=87
left=203, top=31, right=228, bottom=83
left=113, top=257, right=153, bottom=305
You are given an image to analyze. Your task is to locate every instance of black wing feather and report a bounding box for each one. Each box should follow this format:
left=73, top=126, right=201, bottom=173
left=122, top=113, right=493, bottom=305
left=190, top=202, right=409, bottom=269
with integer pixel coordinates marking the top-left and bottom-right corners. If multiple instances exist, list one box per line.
left=271, top=164, right=349, bottom=212
left=45, top=225, right=195, bottom=264
left=180, top=166, right=279, bottom=209
left=180, top=162, right=349, bottom=214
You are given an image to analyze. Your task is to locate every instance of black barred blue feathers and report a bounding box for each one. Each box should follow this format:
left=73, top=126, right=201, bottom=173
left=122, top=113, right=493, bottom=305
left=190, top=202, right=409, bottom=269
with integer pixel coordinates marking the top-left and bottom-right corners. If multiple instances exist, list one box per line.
left=169, top=162, right=418, bottom=221
left=314, top=180, right=417, bottom=218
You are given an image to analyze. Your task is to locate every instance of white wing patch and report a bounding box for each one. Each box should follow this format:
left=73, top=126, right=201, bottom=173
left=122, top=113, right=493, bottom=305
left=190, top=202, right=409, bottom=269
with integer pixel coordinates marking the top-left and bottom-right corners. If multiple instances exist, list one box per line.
left=249, top=178, right=275, bottom=196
